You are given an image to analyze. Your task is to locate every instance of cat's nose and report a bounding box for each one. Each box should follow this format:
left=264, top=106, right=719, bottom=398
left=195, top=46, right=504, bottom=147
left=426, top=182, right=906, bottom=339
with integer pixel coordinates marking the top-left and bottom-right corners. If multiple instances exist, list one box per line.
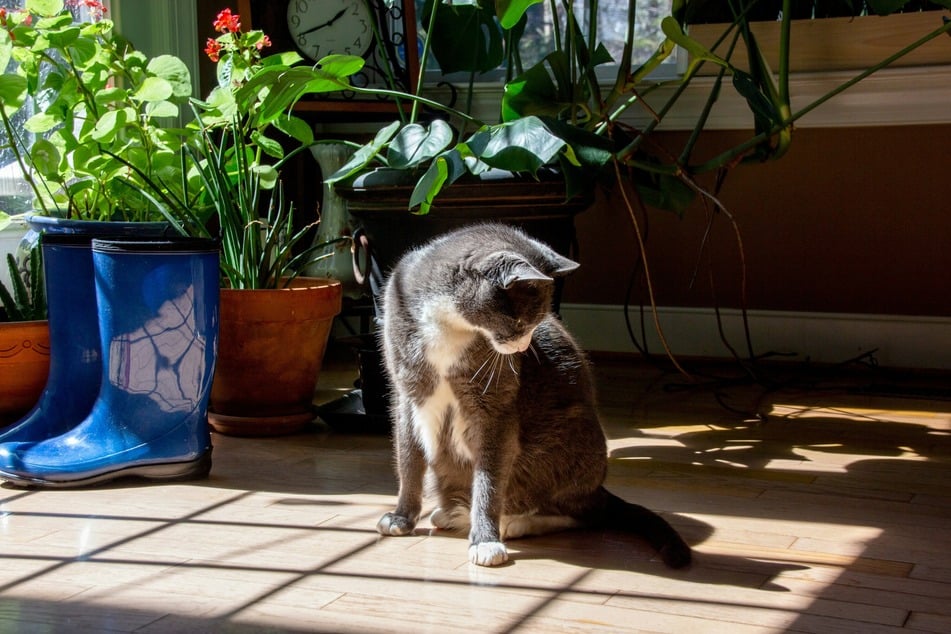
left=514, top=332, right=533, bottom=353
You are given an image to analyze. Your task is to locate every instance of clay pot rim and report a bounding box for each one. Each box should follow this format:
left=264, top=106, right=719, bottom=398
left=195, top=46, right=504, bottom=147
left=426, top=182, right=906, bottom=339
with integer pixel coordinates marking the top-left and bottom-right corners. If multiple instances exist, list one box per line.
left=220, top=276, right=342, bottom=292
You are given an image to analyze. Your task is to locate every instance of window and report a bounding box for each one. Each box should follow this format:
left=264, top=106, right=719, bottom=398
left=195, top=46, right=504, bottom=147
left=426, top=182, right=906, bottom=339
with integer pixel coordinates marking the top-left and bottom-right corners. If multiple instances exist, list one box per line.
left=417, top=0, right=676, bottom=82
left=511, top=0, right=673, bottom=74
left=0, top=0, right=108, bottom=214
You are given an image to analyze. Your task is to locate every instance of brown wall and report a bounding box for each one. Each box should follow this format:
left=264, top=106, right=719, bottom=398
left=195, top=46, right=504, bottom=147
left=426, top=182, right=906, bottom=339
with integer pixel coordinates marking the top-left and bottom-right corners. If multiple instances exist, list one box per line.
left=563, top=124, right=951, bottom=317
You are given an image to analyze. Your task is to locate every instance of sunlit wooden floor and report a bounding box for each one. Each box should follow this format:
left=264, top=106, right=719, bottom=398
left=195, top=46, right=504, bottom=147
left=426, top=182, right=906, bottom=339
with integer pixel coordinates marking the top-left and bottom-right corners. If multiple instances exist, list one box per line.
left=1, top=351, right=949, bottom=633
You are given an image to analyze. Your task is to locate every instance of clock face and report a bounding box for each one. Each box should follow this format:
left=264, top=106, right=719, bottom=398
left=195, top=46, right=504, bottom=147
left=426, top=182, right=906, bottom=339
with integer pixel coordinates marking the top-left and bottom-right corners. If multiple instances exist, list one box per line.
left=286, top=0, right=374, bottom=61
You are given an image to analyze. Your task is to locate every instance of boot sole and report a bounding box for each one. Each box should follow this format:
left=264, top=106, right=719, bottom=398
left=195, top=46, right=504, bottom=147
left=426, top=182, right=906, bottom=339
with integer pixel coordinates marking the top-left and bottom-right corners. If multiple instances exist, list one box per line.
left=0, top=449, right=213, bottom=489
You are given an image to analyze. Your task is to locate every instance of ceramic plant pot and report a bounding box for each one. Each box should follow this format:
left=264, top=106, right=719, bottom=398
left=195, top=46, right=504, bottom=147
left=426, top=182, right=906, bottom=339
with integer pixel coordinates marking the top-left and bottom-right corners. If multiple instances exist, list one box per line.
left=209, top=277, right=343, bottom=437
left=0, top=320, right=50, bottom=425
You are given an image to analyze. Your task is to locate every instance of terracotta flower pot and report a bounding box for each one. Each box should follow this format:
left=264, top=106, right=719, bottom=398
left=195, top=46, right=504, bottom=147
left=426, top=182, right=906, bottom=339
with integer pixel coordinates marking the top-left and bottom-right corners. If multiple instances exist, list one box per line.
left=0, top=320, right=51, bottom=425
left=209, top=277, right=343, bottom=437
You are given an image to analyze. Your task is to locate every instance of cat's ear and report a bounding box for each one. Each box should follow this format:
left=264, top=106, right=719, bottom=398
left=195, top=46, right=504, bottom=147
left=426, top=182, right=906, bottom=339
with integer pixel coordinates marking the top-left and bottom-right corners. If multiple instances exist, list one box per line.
left=483, top=252, right=553, bottom=289
left=545, top=252, right=580, bottom=278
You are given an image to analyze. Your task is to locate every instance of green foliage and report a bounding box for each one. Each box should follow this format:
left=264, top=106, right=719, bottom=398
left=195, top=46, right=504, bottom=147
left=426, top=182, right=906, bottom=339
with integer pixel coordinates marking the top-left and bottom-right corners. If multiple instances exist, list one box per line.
left=125, top=8, right=359, bottom=289
left=0, top=0, right=198, bottom=221
left=0, top=245, right=45, bottom=322
left=0, top=4, right=362, bottom=288
left=328, top=0, right=951, bottom=217
left=182, top=115, right=349, bottom=290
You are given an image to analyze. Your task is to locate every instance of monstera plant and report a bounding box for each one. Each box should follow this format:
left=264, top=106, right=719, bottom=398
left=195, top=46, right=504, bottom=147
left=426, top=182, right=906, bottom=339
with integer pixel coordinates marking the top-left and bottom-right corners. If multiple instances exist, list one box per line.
left=325, top=0, right=951, bottom=216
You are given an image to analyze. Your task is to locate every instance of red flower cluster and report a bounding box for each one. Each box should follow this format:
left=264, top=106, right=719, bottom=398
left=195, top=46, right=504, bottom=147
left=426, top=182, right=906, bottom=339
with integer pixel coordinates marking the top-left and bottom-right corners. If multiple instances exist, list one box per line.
left=0, top=7, right=33, bottom=33
left=204, top=8, right=270, bottom=63
left=213, top=8, right=240, bottom=33
left=204, top=38, right=223, bottom=62
left=65, top=0, right=107, bottom=21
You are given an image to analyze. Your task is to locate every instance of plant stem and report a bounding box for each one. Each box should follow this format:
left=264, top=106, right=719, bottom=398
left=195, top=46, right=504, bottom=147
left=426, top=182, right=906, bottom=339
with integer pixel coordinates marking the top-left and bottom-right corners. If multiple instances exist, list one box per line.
left=692, top=15, right=951, bottom=174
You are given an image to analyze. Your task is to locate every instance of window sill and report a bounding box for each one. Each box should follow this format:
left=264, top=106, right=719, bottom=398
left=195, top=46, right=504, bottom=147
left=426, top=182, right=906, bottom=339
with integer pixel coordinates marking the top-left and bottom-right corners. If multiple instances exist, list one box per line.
left=424, top=64, right=951, bottom=131
left=422, top=10, right=951, bottom=131
left=635, top=64, right=951, bottom=130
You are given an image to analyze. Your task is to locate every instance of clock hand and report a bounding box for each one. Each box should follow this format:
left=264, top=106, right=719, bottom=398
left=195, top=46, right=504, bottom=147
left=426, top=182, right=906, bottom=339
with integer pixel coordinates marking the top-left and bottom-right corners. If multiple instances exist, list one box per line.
left=296, top=8, right=348, bottom=37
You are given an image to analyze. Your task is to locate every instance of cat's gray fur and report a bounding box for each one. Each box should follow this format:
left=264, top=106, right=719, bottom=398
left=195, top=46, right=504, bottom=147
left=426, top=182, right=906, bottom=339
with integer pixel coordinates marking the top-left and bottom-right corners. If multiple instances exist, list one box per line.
left=376, top=223, right=691, bottom=568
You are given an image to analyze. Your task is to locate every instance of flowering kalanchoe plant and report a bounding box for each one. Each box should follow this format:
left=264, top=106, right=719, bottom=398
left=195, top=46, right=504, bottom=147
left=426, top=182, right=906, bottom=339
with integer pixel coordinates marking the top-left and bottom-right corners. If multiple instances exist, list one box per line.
left=143, top=8, right=366, bottom=289
left=0, top=0, right=198, bottom=221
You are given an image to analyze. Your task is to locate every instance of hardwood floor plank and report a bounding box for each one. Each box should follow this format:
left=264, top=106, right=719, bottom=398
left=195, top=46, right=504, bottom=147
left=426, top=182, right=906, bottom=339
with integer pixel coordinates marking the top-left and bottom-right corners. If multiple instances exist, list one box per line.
left=0, top=356, right=948, bottom=633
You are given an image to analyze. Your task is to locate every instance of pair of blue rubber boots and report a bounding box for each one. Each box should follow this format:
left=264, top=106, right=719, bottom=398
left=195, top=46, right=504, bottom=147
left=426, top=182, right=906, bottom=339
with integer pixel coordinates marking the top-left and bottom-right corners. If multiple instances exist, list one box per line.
left=0, top=234, right=219, bottom=488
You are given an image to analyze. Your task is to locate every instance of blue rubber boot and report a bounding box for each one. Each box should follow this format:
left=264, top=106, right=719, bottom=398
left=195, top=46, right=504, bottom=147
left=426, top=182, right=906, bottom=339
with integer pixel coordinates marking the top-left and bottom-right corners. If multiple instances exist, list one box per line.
left=0, top=237, right=219, bottom=488
left=0, top=234, right=101, bottom=443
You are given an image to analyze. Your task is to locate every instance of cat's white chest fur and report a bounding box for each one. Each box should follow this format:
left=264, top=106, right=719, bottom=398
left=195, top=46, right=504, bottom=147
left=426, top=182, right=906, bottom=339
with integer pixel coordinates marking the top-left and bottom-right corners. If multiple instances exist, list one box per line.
left=410, top=295, right=477, bottom=463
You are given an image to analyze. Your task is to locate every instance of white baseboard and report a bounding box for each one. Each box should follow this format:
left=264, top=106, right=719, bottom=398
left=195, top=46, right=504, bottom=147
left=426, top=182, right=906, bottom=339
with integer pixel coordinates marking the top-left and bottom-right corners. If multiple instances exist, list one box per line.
left=559, top=303, right=951, bottom=370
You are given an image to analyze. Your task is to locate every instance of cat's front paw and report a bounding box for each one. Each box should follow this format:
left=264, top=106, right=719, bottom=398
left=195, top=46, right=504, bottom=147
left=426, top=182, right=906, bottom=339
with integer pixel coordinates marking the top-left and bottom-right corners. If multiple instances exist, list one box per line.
left=468, top=541, right=509, bottom=566
left=377, top=512, right=416, bottom=536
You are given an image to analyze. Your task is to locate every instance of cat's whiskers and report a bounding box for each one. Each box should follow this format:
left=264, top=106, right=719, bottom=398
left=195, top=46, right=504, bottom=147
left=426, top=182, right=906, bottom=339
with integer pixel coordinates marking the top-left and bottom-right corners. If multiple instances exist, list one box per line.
left=471, top=353, right=495, bottom=384
left=506, top=354, right=519, bottom=383
left=489, top=352, right=503, bottom=393
left=528, top=343, right=541, bottom=364
left=470, top=349, right=521, bottom=394
left=470, top=350, right=502, bottom=394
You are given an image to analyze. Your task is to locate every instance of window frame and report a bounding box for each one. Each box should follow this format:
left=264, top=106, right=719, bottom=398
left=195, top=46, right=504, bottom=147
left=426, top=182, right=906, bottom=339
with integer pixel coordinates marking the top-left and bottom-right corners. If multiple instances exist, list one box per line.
left=419, top=6, right=951, bottom=130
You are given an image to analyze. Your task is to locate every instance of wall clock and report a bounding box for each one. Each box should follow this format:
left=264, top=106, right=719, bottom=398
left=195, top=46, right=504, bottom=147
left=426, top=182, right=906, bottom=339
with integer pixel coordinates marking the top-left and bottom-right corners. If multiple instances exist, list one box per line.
left=240, top=0, right=419, bottom=116
left=286, top=0, right=374, bottom=60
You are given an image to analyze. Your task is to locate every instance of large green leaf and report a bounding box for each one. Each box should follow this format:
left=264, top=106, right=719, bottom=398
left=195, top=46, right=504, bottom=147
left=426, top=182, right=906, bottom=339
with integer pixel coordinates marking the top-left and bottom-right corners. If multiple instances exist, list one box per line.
left=147, top=54, right=192, bottom=100
left=145, top=100, right=179, bottom=118
left=252, top=164, right=278, bottom=189
left=501, top=60, right=560, bottom=121
left=386, top=121, right=454, bottom=169
left=29, top=137, right=61, bottom=177
left=132, top=76, right=173, bottom=103
left=326, top=120, right=401, bottom=184
left=90, top=107, right=132, bottom=142
left=496, top=0, right=543, bottom=30
left=252, top=130, right=284, bottom=160
left=273, top=114, right=314, bottom=145
left=24, top=112, right=61, bottom=133
left=43, top=25, right=79, bottom=48
left=250, top=56, right=362, bottom=125
left=0, top=74, right=27, bottom=115
left=68, top=35, right=99, bottom=66
left=409, top=150, right=467, bottom=214
left=425, top=0, right=504, bottom=74
left=542, top=118, right=614, bottom=169
left=466, top=117, right=565, bottom=173
left=25, top=0, right=63, bottom=17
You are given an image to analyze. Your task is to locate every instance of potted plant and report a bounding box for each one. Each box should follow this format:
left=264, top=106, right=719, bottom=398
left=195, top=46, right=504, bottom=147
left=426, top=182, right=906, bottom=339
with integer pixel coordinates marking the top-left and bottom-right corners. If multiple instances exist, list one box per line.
left=327, top=0, right=951, bottom=211
left=1, top=2, right=365, bottom=436
left=0, top=0, right=199, bottom=226
left=0, top=243, right=48, bottom=425
left=319, top=0, right=951, bottom=369
left=158, top=8, right=361, bottom=436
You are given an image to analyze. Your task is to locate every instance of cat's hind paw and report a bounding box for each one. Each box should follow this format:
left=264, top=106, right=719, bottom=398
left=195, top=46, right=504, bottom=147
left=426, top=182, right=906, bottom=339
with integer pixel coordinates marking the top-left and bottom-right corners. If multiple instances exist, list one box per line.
left=468, top=541, right=509, bottom=567
left=377, top=512, right=416, bottom=536
left=431, top=506, right=470, bottom=532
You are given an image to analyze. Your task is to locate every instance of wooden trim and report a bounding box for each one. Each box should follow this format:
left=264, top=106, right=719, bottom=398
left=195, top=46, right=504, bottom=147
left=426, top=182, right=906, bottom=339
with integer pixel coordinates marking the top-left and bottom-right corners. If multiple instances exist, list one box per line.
left=688, top=12, right=951, bottom=74
left=559, top=303, right=951, bottom=370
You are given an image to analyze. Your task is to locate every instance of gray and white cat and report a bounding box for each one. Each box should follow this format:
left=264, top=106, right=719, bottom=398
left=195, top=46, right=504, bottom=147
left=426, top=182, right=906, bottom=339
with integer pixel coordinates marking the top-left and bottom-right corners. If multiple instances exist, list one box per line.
left=376, top=224, right=691, bottom=568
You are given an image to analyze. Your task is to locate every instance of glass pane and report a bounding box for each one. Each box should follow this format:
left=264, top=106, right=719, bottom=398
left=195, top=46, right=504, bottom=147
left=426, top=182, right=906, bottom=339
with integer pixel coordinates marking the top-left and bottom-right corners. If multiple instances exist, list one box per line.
left=416, top=0, right=674, bottom=78
left=0, top=0, right=103, bottom=210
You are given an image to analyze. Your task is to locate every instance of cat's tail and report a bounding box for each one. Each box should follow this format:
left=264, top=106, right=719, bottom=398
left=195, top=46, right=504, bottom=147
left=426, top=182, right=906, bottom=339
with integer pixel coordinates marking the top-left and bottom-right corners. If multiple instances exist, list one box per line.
left=591, top=488, right=692, bottom=569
